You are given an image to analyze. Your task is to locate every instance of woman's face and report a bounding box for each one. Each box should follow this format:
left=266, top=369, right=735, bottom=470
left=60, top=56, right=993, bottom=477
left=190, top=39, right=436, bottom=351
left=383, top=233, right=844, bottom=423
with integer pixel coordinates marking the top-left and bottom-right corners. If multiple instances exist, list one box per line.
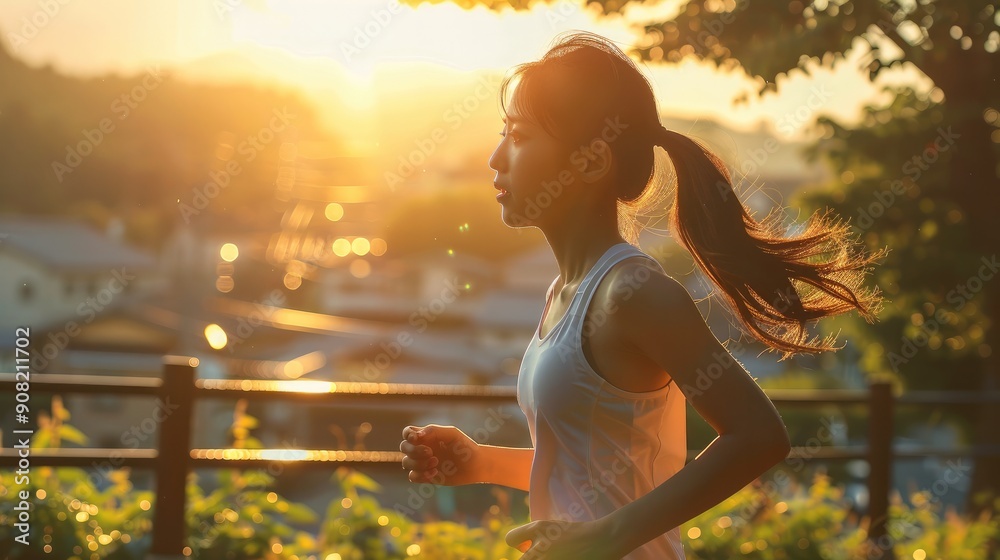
left=487, top=107, right=577, bottom=229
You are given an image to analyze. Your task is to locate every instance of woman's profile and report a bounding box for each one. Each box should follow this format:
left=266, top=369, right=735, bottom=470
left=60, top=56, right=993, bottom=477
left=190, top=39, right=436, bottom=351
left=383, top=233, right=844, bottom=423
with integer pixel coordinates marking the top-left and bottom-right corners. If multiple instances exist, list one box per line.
left=400, top=30, right=884, bottom=560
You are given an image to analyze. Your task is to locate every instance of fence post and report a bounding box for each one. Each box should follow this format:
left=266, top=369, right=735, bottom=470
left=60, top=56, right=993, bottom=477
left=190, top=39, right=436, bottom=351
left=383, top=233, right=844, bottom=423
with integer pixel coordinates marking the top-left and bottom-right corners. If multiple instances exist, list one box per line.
left=148, top=356, right=196, bottom=560
left=867, top=381, right=894, bottom=559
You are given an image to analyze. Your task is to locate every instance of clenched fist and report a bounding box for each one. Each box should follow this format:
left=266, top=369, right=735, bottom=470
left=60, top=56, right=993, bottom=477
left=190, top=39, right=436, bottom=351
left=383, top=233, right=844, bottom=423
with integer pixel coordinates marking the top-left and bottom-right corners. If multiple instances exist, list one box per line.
left=399, top=424, right=484, bottom=486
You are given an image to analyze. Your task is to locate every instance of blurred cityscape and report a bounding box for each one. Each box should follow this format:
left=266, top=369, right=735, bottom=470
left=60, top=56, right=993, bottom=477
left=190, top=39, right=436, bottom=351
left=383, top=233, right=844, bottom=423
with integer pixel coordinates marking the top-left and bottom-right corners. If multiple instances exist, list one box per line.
left=1, top=1, right=995, bottom=554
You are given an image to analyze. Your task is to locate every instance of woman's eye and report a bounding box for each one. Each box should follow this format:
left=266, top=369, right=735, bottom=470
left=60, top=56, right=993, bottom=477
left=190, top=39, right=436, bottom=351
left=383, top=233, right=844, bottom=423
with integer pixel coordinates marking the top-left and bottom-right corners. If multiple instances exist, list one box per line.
left=500, top=131, right=521, bottom=144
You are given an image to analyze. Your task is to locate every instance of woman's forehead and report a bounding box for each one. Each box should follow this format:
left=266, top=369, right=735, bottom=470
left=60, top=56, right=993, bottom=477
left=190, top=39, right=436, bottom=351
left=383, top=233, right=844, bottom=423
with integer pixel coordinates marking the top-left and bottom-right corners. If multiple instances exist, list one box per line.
left=502, top=114, right=528, bottom=125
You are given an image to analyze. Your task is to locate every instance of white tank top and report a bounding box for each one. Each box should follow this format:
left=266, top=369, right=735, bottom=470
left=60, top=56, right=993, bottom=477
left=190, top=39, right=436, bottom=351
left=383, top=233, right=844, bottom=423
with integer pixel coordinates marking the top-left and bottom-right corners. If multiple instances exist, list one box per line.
left=517, top=242, right=687, bottom=560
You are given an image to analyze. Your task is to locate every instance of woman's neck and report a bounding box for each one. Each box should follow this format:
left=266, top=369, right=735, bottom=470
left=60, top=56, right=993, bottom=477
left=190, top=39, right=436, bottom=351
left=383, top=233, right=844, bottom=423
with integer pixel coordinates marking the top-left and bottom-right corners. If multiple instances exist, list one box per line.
left=541, top=209, right=627, bottom=290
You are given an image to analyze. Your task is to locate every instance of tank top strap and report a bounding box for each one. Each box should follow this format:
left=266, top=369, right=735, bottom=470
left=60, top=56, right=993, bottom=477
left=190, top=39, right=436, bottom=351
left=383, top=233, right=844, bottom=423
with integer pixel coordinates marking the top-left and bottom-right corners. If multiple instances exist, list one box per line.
left=566, top=242, right=653, bottom=322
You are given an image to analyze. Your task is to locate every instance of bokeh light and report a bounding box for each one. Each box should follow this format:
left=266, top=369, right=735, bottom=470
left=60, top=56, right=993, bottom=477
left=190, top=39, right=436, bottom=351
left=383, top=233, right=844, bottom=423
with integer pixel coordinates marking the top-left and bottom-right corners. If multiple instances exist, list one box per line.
left=204, top=324, right=228, bottom=349
left=325, top=202, right=344, bottom=221
left=352, top=237, right=370, bottom=256
left=370, top=237, right=387, bottom=256
left=220, top=243, right=239, bottom=262
left=350, top=259, right=371, bottom=278
left=216, top=276, right=234, bottom=293
left=332, top=238, right=352, bottom=257
left=284, top=273, right=302, bottom=290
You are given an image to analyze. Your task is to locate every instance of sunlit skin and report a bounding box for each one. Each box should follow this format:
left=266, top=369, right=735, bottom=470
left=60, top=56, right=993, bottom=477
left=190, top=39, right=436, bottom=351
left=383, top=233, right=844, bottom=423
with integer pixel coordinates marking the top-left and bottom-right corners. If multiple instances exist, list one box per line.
left=402, top=92, right=793, bottom=559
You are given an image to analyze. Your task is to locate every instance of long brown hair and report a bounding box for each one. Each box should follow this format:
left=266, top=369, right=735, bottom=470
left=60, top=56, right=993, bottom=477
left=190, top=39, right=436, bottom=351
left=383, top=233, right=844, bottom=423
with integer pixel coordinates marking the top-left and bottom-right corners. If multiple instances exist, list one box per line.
left=499, top=31, right=886, bottom=360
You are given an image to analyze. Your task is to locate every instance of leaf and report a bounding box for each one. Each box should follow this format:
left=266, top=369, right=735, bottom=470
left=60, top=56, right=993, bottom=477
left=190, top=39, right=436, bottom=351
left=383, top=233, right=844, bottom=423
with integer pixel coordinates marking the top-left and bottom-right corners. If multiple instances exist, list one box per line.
left=58, top=425, right=89, bottom=446
left=52, top=395, right=70, bottom=421
left=284, top=502, right=318, bottom=524
left=238, top=415, right=259, bottom=430
left=345, top=469, right=383, bottom=493
left=31, top=429, right=52, bottom=449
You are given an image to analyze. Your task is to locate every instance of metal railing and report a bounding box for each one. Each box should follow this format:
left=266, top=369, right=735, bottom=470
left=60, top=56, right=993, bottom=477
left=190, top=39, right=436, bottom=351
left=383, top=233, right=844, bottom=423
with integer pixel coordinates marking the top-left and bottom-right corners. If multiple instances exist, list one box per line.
left=2, top=357, right=999, bottom=560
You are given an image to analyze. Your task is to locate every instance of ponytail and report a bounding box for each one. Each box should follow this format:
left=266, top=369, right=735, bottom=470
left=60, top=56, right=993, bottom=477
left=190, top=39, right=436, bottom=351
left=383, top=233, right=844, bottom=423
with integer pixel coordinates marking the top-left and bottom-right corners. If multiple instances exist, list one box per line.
left=654, top=125, right=887, bottom=360
left=494, top=30, right=885, bottom=360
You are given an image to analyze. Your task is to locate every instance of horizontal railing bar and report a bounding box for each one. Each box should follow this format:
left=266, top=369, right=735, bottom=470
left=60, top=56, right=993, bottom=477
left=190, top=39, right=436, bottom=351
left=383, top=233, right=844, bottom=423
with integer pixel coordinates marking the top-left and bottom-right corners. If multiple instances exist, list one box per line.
left=193, top=379, right=519, bottom=400
left=896, top=392, right=1000, bottom=405
left=891, top=444, right=1000, bottom=457
left=0, top=447, right=158, bottom=468
left=2, top=374, right=998, bottom=406
left=189, top=448, right=402, bottom=468
left=764, top=389, right=871, bottom=404
left=0, top=373, right=162, bottom=395
left=5, top=444, right=999, bottom=471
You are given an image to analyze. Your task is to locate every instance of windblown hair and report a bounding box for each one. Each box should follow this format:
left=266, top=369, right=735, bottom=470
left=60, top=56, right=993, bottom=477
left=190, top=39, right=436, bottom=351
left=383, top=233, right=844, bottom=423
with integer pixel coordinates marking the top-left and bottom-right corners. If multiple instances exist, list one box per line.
left=498, top=31, right=886, bottom=360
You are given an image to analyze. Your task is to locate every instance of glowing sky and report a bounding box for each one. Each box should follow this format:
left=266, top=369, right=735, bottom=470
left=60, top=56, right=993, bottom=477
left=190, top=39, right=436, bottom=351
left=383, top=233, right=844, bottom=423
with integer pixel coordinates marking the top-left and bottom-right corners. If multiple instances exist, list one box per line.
left=1, top=0, right=931, bottom=143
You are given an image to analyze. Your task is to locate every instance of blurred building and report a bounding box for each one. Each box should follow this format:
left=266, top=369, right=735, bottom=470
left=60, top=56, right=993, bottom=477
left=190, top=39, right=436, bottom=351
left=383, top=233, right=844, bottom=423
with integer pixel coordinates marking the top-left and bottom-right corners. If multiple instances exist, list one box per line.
left=0, top=217, right=162, bottom=335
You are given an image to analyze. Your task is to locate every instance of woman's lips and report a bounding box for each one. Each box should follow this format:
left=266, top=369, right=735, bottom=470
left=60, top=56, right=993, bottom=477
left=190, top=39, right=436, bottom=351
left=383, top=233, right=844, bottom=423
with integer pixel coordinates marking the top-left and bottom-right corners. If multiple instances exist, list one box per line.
left=496, top=188, right=510, bottom=200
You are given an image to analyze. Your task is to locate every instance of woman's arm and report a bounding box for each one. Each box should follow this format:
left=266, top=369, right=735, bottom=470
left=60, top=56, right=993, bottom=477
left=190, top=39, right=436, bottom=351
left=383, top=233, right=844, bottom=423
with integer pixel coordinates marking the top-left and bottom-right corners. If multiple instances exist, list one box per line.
left=597, top=264, right=792, bottom=556
left=402, top=426, right=533, bottom=490
left=476, top=445, right=533, bottom=492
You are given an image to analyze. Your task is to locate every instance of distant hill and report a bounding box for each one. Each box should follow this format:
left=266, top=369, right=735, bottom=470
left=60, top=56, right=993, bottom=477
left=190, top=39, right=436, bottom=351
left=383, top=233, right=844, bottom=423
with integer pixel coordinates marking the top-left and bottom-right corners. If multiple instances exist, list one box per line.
left=0, top=41, right=329, bottom=250
left=0, top=39, right=832, bottom=261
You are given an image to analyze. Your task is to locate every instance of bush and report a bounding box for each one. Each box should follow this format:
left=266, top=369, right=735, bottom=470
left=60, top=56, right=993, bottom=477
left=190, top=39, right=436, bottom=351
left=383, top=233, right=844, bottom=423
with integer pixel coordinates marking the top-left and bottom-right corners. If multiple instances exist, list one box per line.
left=2, top=397, right=997, bottom=559
left=680, top=472, right=1000, bottom=559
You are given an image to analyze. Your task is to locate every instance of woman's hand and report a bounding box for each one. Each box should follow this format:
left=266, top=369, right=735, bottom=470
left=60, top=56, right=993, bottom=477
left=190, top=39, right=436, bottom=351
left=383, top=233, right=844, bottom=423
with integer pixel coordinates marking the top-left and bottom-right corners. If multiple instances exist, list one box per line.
left=505, top=518, right=624, bottom=560
left=399, top=424, right=483, bottom=486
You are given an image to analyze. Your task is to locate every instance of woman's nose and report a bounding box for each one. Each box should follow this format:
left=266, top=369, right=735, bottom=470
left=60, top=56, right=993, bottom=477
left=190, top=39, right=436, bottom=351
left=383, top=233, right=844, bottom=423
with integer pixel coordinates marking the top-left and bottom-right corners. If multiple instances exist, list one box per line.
left=488, top=151, right=500, bottom=173
left=488, top=142, right=505, bottom=173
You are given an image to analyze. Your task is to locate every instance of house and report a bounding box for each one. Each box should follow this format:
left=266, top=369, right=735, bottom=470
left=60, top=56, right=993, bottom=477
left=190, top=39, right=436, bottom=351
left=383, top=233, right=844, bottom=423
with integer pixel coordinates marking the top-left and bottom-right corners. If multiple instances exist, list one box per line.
left=0, top=217, right=163, bottom=350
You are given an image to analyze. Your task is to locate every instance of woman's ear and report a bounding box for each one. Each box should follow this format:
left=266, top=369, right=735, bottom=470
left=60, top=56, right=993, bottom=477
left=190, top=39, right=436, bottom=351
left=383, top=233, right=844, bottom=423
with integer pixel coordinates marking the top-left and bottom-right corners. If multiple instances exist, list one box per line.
left=576, top=138, right=614, bottom=185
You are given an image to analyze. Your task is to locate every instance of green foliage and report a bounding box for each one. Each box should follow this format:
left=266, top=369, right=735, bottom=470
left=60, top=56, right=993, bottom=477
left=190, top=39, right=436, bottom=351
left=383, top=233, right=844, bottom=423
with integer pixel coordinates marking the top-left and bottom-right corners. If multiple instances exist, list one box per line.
left=0, top=396, right=154, bottom=559
left=3, top=398, right=998, bottom=559
left=680, top=472, right=1000, bottom=560
left=181, top=398, right=318, bottom=559
left=317, top=467, right=520, bottom=559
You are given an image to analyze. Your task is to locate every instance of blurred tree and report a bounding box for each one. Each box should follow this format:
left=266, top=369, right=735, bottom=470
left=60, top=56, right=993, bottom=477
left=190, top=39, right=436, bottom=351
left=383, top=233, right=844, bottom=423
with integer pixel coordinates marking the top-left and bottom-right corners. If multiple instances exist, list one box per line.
left=400, top=0, right=1000, bottom=517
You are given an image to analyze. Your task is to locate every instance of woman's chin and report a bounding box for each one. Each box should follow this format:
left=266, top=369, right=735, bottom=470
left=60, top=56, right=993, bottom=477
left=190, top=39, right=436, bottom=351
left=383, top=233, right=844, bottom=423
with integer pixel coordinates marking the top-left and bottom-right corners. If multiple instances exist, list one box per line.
left=500, top=206, right=532, bottom=228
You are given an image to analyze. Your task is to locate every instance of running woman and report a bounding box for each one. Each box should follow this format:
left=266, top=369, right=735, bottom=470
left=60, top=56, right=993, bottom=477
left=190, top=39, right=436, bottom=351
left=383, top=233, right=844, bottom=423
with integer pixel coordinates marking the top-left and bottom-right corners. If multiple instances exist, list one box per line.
left=400, top=31, right=883, bottom=560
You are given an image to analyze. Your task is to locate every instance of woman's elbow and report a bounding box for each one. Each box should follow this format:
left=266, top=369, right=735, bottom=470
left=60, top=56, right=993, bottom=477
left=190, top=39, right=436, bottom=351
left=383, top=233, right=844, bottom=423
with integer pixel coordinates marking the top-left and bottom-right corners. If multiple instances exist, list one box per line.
left=764, top=424, right=792, bottom=463
left=744, top=421, right=791, bottom=464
